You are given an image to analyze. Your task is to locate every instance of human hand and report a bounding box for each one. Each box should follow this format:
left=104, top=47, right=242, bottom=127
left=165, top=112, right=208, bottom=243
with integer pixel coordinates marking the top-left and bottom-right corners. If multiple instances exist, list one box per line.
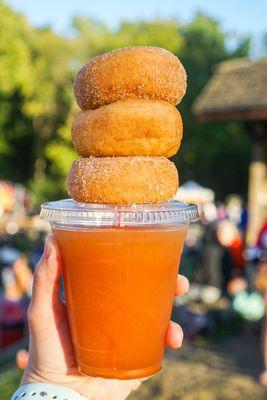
left=22, top=235, right=189, bottom=400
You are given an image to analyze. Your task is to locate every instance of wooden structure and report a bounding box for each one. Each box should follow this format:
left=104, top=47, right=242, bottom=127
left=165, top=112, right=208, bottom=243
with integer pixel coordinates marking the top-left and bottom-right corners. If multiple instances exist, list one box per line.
left=193, top=58, right=267, bottom=245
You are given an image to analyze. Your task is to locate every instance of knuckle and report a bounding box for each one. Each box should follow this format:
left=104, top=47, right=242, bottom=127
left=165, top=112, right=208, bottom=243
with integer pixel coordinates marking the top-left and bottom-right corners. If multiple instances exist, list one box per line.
left=33, top=265, right=44, bottom=286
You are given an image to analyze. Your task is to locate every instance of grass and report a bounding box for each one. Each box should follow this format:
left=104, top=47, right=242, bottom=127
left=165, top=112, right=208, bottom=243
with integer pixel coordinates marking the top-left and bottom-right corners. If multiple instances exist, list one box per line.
left=0, top=368, right=22, bottom=400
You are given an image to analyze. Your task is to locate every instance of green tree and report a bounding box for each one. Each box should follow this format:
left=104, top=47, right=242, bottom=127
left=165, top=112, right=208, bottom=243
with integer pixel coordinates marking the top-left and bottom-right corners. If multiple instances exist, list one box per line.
left=0, top=3, right=253, bottom=203
left=174, top=13, right=251, bottom=198
left=0, top=1, right=36, bottom=182
left=0, top=1, right=73, bottom=203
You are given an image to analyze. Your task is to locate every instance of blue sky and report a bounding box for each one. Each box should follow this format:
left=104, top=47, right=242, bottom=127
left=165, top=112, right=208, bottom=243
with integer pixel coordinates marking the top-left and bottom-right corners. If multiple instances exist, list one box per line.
left=6, top=0, right=267, bottom=39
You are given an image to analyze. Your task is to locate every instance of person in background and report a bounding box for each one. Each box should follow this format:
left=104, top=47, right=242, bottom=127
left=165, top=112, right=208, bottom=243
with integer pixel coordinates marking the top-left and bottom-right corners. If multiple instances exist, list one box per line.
left=255, top=219, right=267, bottom=386
left=199, top=221, right=224, bottom=289
left=0, top=254, right=32, bottom=349
left=217, top=220, right=245, bottom=291
left=257, top=220, right=267, bottom=252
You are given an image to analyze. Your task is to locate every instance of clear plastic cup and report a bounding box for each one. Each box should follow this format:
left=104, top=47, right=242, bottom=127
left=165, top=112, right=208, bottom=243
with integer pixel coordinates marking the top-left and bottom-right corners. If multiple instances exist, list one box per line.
left=40, top=199, right=198, bottom=379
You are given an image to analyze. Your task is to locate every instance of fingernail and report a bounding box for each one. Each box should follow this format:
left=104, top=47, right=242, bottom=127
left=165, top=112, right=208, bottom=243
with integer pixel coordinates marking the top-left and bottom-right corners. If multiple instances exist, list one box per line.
left=175, top=335, right=183, bottom=348
left=44, top=235, right=52, bottom=260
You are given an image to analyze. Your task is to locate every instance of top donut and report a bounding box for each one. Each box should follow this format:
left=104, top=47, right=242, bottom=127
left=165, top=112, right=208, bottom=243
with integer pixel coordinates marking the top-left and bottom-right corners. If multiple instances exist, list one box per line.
left=74, top=46, right=187, bottom=110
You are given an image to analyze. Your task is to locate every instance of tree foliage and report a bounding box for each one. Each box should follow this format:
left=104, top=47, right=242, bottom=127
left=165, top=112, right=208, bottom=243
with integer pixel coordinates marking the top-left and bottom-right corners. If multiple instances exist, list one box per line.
left=0, top=2, right=253, bottom=204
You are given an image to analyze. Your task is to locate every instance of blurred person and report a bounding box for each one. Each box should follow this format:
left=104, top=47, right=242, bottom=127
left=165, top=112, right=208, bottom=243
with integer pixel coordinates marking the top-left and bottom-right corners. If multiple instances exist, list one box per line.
left=199, top=221, right=233, bottom=293
left=239, top=203, right=248, bottom=234
left=199, top=222, right=222, bottom=287
left=180, top=223, right=203, bottom=281
left=199, top=219, right=244, bottom=295
left=228, top=275, right=264, bottom=322
left=217, top=219, right=245, bottom=283
left=0, top=267, right=25, bottom=348
left=254, top=219, right=267, bottom=385
left=255, top=260, right=267, bottom=386
left=216, top=201, right=227, bottom=220
left=0, top=254, right=32, bottom=348
left=11, top=236, right=189, bottom=400
left=225, top=195, right=243, bottom=225
left=257, top=219, right=267, bottom=252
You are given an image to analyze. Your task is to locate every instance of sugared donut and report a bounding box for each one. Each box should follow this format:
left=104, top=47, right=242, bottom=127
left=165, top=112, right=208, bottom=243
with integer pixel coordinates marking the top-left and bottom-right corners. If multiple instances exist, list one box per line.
left=74, top=46, right=187, bottom=110
left=71, top=99, right=183, bottom=158
left=67, top=156, right=178, bottom=204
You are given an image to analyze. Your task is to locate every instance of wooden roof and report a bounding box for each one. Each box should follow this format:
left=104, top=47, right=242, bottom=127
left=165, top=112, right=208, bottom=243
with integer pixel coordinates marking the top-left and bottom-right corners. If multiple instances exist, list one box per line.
left=193, top=58, right=267, bottom=122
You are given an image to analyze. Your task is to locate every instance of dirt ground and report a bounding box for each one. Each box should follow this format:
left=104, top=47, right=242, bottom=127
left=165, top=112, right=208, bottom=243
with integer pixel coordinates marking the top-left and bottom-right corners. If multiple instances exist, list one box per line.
left=129, top=332, right=267, bottom=400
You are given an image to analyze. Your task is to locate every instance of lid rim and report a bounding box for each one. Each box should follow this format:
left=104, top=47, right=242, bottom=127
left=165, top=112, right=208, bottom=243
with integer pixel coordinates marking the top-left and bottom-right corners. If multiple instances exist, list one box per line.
left=40, top=199, right=199, bottom=227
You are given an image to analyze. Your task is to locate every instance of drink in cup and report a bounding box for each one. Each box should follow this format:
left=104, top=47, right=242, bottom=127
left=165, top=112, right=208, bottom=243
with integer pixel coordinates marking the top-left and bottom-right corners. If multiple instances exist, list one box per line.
left=41, top=199, right=198, bottom=379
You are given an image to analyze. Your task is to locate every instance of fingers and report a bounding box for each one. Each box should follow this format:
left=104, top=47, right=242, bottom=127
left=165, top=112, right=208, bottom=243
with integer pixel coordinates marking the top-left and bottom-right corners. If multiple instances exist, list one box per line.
left=29, top=235, right=62, bottom=315
left=165, top=275, right=188, bottom=349
left=175, top=274, right=189, bottom=296
left=165, top=321, right=184, bottom=349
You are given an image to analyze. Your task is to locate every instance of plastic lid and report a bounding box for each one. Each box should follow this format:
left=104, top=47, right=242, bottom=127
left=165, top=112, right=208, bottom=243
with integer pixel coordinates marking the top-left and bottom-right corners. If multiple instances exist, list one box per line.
left=40, top=199, right=199, bottom=228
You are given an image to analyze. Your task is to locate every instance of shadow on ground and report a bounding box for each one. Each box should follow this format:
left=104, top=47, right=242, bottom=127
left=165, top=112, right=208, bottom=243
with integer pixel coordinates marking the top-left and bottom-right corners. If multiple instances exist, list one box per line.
left=129, top=332, right=266, bottom=400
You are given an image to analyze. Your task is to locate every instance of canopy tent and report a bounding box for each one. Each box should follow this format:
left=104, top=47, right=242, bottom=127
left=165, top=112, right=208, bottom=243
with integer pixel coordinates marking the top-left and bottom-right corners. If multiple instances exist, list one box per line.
left=175, top=181, right=215, bottom=205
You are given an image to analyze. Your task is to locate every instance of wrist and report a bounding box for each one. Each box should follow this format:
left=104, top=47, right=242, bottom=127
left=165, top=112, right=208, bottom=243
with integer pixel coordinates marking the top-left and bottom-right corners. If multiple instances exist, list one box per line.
left=12, top=383, right=87, bottom=400
left=21, top=366, right=92, bottom=400
left=21, top=366, right=50, bottom=386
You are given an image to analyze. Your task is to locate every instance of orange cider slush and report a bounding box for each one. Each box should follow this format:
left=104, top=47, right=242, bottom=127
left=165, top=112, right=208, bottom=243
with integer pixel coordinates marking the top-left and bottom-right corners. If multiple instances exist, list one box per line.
left=53, top=226, right=187, bottom=379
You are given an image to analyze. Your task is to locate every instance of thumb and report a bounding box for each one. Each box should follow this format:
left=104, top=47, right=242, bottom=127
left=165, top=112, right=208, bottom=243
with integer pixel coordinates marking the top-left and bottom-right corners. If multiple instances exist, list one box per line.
left=29, top=235, right=62, bottom=316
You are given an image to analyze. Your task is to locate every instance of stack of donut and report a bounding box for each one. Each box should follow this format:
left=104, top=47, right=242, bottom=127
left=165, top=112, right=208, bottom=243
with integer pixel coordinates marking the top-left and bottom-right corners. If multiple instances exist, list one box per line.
left=67, top=46, right=187, bottom=204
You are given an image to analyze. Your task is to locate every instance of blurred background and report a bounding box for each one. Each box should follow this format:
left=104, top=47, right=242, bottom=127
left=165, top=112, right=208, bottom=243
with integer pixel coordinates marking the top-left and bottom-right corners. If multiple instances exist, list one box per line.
left=0, top=0, right=267, bottom=399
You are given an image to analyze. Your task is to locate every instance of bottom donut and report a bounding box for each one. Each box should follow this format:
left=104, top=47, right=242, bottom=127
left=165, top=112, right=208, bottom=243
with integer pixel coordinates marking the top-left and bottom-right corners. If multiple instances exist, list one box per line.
left=67, top=156, right=179, bottom=204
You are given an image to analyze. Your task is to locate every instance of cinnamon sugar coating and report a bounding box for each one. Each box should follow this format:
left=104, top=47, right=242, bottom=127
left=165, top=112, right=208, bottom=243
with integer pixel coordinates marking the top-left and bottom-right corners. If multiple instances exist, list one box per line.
left=71, top=99, right=183, bottom=158
left=67, top=156, right=179, bottom=204
left=74, top=46, right=187, bottom=110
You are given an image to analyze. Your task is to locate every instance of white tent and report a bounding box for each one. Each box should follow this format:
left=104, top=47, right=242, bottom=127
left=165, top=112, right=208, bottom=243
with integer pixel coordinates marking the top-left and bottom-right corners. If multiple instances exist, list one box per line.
left=175, top=180, right=215, bottom=204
